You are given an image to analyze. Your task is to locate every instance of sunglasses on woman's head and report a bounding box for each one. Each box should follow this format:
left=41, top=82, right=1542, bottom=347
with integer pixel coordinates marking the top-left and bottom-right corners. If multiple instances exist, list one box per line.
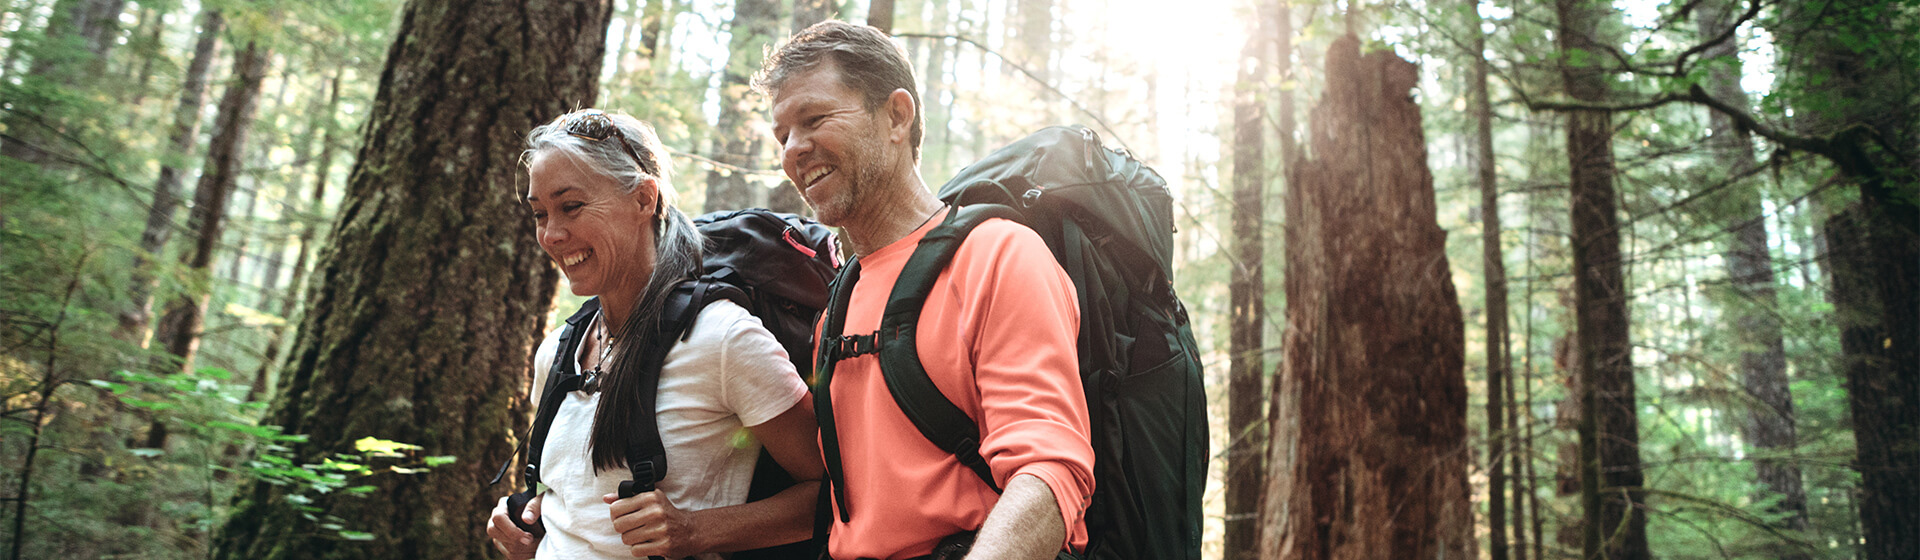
left=562, top=111, right=661, bottom=178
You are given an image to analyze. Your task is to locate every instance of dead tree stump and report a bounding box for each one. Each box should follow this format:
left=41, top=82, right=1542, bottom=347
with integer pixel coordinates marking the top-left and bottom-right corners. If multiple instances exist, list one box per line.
left=1258, top=34, right=1471, bottom=560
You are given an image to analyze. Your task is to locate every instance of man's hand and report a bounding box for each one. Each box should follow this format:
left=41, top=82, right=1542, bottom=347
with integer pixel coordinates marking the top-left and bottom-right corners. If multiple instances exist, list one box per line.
left=606, top=490, right=700, bottom=558
left=486, top=493, right=543, bottom=560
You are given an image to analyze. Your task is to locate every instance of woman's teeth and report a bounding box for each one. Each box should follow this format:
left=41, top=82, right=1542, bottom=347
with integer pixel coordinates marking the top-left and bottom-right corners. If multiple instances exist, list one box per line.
left=562, top=250, right=590, bottom=266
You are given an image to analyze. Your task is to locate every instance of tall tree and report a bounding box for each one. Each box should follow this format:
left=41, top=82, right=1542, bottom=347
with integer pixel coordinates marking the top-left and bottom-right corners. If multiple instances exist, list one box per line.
left=702, top=0, right=780, bottom=211
left=1224, top=2, right=1270, bottom=558
left=1469, top=0, right=1512, bottom=556
left=1696, top=1, right=1810, bottom=555
left=117, top=8, right=225, bottom=345
left=1554, top=0, right=1648, bottom=556
left=1258, top=34, right=1471, bottom=560
left=0, top=0, right=129, bottom=163
left=867, top=0, right=894, bottom=33
left=150, top=39, right=275, bottom=375
left=1772, top=0, right=1920, bottom=556
left=210, top=0, right=607, bottom=556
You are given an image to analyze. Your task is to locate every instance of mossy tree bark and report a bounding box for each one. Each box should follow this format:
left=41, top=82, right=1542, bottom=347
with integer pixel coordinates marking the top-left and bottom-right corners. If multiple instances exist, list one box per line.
left=210, top=0, right=608, bottom=557
left=1258, top=34, right=1471, bottom=560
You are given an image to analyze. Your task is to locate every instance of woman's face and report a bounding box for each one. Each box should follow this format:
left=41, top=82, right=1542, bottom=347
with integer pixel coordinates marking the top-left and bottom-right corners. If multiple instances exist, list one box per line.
left=526, top=151, right=657, bottom=299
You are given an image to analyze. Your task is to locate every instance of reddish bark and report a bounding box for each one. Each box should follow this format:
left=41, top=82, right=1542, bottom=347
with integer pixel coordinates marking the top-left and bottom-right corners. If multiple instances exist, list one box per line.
left=1259, top=34, right=1470, bottom=560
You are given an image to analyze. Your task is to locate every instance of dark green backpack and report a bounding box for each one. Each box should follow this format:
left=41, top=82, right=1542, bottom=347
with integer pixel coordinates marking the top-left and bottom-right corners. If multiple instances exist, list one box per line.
left=814, top=126, right=1207, bottom=560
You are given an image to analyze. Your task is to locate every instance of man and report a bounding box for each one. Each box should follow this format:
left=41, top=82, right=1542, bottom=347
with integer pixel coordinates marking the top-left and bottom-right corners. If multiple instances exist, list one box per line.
left=754, top=20, right=1095, bottom=560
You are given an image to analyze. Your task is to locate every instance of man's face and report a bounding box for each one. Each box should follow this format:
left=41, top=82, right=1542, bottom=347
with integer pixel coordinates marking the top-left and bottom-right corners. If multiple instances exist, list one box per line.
left=770, top=61, right=897, bottom=226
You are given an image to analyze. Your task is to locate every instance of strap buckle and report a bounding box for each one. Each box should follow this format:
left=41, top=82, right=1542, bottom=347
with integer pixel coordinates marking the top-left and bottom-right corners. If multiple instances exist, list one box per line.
left=830, top=332, right=880, bottom=361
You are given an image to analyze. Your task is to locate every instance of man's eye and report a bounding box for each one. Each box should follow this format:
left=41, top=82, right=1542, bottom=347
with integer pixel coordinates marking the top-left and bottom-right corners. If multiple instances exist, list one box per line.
left=807, top=115, right=826, bottom=127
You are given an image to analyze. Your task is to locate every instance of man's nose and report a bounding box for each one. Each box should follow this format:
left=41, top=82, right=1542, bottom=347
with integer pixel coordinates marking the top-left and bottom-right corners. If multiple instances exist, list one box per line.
left=782, top=130, right=810, bottom=163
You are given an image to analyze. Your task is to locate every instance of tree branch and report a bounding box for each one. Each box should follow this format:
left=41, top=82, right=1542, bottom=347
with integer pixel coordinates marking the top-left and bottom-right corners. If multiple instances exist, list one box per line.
left=891, top=32, right=1134, bottom=155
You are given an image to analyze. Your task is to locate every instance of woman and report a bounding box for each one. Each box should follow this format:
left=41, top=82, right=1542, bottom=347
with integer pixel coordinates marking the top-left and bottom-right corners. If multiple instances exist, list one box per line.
left=486, top=109, right=821, bottom=560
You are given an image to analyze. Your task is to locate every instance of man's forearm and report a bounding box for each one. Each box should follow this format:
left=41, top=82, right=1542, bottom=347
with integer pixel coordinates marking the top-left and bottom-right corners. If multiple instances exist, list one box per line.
left=964, top=474, right=1065, bottom=560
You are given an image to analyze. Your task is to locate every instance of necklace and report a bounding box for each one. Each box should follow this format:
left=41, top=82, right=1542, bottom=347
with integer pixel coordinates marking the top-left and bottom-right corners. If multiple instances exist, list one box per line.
left=913, top=204, right=945, bottom=231
left=583, top=314, right=613, bottom=393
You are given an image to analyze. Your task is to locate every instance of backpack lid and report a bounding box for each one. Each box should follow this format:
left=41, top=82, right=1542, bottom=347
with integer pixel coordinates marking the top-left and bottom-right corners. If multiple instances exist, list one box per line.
left=934, top=126, right=1176, bottom=285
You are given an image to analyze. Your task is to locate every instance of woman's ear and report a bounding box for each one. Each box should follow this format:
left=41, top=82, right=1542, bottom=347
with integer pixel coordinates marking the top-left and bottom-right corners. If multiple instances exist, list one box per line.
left=632, top=177, right=659, bottom=214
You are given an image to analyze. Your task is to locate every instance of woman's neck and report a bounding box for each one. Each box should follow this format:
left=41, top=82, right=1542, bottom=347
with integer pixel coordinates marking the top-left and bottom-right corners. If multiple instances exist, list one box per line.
left=599, top=290, right=636, bottom=336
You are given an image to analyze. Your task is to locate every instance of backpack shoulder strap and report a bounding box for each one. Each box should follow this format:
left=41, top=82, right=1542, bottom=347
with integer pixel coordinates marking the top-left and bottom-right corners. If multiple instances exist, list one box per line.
left=877, top=204, right=1023, bottom=491
left=616, top=279, right=747, bottom=497
left=493, top=297, right=601, bottom=490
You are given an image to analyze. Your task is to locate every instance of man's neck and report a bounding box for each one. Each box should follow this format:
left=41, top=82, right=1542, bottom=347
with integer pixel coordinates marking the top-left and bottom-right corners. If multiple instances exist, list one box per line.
left=841, top=175, right=942, bottom=257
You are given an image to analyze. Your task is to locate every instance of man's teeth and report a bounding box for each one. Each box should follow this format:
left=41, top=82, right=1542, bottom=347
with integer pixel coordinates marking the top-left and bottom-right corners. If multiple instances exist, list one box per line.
left=562, top=251, right=590, bottom=266
left=805, top=166, right=834, bottom=187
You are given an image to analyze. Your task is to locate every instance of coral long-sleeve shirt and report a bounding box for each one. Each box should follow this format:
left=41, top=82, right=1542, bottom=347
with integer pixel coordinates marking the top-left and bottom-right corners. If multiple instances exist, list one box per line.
left=820, top=209, right=1094, bottom=560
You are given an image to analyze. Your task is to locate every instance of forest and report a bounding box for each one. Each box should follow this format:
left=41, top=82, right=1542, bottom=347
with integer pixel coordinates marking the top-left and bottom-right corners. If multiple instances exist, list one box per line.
left=1, top=0, right=1915, bottom=557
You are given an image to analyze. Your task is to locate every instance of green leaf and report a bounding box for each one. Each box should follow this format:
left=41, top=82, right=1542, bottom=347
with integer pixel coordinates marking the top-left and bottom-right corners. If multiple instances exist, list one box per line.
left=353, top=437, right=421, bottom=456
left=321, top=458, right=369, bottom=474
left=422, top=455, right=457, bottom=467
left=129, top=448, right=164, bottom=458
left=338, top=530, right=376, bottom=541
left=88, top=380, right=131, bottom=394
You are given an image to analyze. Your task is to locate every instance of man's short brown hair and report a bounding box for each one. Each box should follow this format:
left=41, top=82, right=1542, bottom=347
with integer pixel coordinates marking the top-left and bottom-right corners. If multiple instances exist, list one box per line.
left=755, top=20, right=923, bottom=158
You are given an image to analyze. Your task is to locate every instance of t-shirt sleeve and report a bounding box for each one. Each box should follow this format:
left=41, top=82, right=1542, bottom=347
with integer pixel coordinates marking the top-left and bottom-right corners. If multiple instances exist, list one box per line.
left=958, top=220, right=1096, bottom=547
left=718, top=308, right=811, bottom=427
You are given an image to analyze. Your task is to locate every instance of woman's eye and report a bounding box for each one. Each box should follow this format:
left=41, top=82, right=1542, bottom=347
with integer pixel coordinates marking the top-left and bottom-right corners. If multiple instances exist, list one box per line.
left=561, top=202, right=584, bottom=213
left=531, top=210, right=548, bottom=220
left=807, top=115, right=826, bottom=127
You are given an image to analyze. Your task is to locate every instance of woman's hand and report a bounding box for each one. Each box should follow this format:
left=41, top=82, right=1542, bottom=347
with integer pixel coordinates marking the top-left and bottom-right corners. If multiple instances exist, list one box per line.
left=606, top=489, right=700, bottom=558
left=487, top=493, right=542, bottom=559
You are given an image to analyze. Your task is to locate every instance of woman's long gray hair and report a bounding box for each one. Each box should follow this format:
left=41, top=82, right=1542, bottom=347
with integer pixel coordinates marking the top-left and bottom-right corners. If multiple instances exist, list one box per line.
left=525, top=109, right=704, bottom=472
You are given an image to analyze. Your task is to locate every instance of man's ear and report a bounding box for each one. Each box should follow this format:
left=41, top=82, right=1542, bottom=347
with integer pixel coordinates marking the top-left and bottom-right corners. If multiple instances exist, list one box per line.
left=885, top=88, right=916, bottom=143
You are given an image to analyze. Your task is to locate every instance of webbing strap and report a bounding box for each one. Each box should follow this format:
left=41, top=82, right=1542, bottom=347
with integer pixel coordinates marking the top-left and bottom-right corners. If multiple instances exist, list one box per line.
left=493, top=298, right=601, bottom=489
left=876, top=204, right=1022, bottom=491
left=620, top=279, right=749, bottom=492
left=814, top=258, right=862, bottom=523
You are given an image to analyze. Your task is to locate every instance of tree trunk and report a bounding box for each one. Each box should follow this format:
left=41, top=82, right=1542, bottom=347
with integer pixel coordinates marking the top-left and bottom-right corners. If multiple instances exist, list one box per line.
left=1695, top=2, right=1811, bottom=556
left=1555, top=0, right=1649, bottom=556
left=867, top=0, right=894, bottom=33
left=210, top=0, right=605, bottom=556
left=703, top=0, right=780, bottom=212
left=1826, top=203, right=1920, bottom=560
left=1224, top=6, right=1270, bottom=558
left=0, top=0, right=126, bottom=162
left=1257, top=34, right=1471, bottom=560
left=1770, top=0, right=1920, bottom=556
left=1468, top=0, right=1511, bottom=556
left=116, top=8, right=225, bottom=346
left=792, top=0, right=834, bottom=31
left=150, top=39, right=273, bottom=374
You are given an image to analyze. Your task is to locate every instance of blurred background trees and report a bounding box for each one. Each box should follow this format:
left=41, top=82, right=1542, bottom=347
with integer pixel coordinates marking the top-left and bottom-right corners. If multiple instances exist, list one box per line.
left=1, top=0, right=1913, bottom=557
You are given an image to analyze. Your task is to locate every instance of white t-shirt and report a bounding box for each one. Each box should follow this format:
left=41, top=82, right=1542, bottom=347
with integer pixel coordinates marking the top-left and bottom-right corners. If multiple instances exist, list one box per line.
left=528, top=300, right=809, bottom=560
